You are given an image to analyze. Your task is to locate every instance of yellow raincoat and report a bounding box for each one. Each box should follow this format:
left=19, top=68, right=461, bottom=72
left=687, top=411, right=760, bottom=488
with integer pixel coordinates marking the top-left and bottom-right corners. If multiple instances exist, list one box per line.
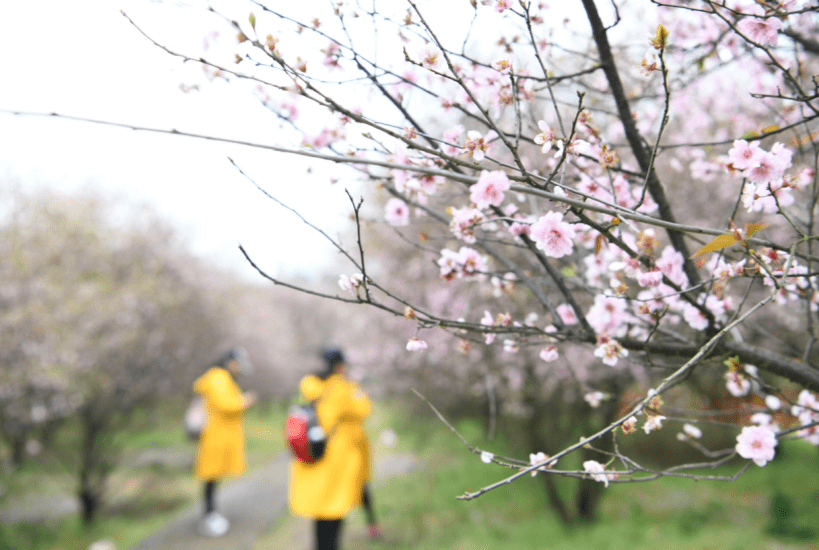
left=289, top=373, right=372, bottom=520
left=194, top=366, right=248, bottom=481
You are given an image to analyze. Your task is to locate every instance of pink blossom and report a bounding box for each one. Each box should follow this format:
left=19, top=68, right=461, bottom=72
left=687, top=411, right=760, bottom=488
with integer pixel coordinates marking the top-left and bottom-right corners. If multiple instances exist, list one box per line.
left=737, top=15, right=781, bottom=46
left=797, top=422, right=819, bottom=446
left=458, top=247, right=489, bottom=278
left=529, top=452, right=553, bottom=476
left=279, top=101, right=299, bottom=121
left=791, top=389, right=819, bottom=417
left=584, top=391, right=605, bottom=408
left=727, top=139, right=764, bottom=171
left=690, top=156, right=719, bottom=180
left=639, top=53, right=659, bottom=76
left=437, top=247, right=489, bottom=280
left=791, top=390, right=819, bottom=445
left=683, top=303, right=709, bottom=331
left=656, top=246, right=689, bottom=287
left=491, top=274, right=516, bottom=297
left=746, top=151, right=785, bottom=185
left=503, top=339, right=519, bottom=353
left=481, top=310, right=496, bottom=345
left=554, top=136, right=593, bottom=158
left=443, top=125, right=464, bottom=155
left=492, top=55, right=514, bottom=75
left=556, top=303, right=578, bottom=326
left=384, top=198, right=410, bottom=226
left=587, top=294, right=627, bottom=335
left=539, top=345, right=559, bottom=362
left=583, top=460, right=611, bottom=487
left=610, top=174, right=635, bottom=208
left=321, top=41, right=342, bottom=68
left=765, top=395, right=781, bottom=411
left=534, top=120, right=555, bottom=153
left=338, top=273, right=364, bottom=294
left=795, top=167, right=814, bottom=190
left=724, top=371, right=751, bottom=397
left=594, top=335, right=628, bottom=366
left=751, top=412, right=777, bottom=431
left=705, top=295, right=729, bottom=319
left=420, top=44, right=442, bottom=69
left=735, top=425, right=778, bottom=466
left=682, top=423, right=702, bottom=439
left=406, top=337, right=428, bottom=352
left=470, top=170, right=511, bottom=209
left=437, top=249, right=461, bottom=280
left=530, top=211, right=576, bottom=258
left=495, top=0, right=512, bottom=13
left=481, top=310, right=494, bottom=326
left=449, top=207, right=485, bottom=243
left=770, top=142, right=793, bottom=172
left=637, top=268, right=663, bottom=287
left=643, top=414, right=666, bottom=434
left=508, top=221, right=532, bottom=238
left=464, top=130, right=489, bottom=162
left=621, top=416, right=638, bottom=434
left=711, top=257, right=746, bottom=280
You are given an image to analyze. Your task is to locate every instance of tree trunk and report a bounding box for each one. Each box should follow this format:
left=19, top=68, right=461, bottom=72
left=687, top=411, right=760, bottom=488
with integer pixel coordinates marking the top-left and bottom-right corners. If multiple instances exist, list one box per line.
left=80, top=487, right=98, bottom=524
left=78, top=415, right=100, bottom=524
left=576, top=461, right=605, bottom=522
left=521, top=364, right=572, bottom=524
left=575, top=381, right=622, bottom=522
left=10, top=435, right=26, bottom=468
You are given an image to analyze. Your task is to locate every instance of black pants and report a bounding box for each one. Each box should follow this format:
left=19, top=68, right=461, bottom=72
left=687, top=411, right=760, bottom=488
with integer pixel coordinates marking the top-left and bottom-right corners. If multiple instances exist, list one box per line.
left=362, top=484, right=376, bottom=526
left=204, top=480, right=217, bottom=514
left=315, top=519, right=343, bottom=550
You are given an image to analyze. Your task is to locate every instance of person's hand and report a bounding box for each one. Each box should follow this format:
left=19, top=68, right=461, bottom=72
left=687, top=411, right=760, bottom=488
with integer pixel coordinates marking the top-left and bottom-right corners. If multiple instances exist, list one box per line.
left=244, top=391, right=257, bottom=408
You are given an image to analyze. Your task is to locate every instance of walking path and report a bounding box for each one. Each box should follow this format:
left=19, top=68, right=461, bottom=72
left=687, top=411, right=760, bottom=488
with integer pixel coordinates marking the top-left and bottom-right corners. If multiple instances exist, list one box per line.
left=133, top=452, right=419, bottom=550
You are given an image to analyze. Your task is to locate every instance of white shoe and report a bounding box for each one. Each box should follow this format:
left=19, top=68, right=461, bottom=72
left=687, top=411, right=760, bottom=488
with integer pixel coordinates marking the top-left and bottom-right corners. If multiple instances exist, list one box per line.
left=198, top=511, right=230, bottom=537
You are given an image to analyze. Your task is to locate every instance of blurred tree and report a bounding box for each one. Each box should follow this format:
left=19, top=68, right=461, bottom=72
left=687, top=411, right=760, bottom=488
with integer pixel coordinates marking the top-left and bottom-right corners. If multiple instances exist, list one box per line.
left=0, top=190, right=224, bottom=522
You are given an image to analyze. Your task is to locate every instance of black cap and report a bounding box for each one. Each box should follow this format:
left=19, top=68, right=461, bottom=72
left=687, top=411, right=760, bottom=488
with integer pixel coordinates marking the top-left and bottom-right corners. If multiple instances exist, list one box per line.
left=321, top=348, right=346, bottom=377
left=217, top=347, right=252, bottom=375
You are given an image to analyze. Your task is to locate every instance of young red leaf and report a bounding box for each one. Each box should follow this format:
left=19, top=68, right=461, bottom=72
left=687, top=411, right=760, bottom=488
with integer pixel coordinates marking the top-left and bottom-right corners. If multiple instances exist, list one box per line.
left=744, top=222, right=770, bottom=238
left=691, top=234, right=740, bottom=258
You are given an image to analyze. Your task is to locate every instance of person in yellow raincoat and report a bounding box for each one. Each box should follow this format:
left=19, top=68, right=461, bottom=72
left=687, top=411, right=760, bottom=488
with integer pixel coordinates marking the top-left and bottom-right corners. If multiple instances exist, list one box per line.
left=289, top=348, right=378, bottom=550
left=193, top=348, right=256, bottom=538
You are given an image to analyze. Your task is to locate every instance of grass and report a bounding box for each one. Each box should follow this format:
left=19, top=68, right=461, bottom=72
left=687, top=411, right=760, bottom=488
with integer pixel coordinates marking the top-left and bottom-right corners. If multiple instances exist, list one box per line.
left=0, top=399, right=289, bottom=550
left=261, top=403, right=819, bottom=550
left=3, top=399, right=819, bottom=550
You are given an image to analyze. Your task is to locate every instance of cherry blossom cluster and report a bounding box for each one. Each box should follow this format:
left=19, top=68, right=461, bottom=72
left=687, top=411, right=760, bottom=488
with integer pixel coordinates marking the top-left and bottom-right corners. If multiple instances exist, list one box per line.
left=437, top=247, right=489, bottom=281
left=791, top=390, right=819, bottom=445
left=172, top=0, right=819, bottom=498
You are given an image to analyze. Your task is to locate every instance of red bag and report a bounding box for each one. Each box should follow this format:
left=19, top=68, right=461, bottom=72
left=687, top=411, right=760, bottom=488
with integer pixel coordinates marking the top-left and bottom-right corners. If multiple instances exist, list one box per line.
left=285, top=403, right=327, bottom=464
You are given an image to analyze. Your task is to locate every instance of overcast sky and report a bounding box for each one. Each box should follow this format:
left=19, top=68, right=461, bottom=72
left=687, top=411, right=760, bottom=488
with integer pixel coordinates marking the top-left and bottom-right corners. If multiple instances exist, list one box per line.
left=0, top=0, right=359, bottom=281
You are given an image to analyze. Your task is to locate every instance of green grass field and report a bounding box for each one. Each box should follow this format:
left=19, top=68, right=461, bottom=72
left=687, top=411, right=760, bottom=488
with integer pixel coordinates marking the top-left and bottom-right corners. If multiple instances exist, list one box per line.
left=0, top=400, right=289, bottom=550
left=2, top=400, right=819, bottom=550
left=263, top=404, right=819, bottom=550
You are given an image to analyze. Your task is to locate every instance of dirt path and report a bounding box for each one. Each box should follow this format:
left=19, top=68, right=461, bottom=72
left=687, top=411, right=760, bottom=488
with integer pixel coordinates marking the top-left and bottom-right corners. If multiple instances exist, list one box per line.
left=132, top=452, right=419, bottom=550
left=255, top=453, right=418, bottom=550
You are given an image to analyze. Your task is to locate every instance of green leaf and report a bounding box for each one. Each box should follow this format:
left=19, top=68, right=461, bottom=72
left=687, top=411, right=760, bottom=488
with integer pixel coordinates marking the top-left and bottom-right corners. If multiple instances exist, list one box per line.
left=249, top=12, right=256, bottom=30
left=560, top=265, right=576, bottom=278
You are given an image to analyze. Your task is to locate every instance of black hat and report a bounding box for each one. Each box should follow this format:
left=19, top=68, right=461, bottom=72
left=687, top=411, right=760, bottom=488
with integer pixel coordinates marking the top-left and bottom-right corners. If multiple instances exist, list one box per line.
left=321, top=348, right=346, bottom=377
left=217, top=347, right=252, bottom=375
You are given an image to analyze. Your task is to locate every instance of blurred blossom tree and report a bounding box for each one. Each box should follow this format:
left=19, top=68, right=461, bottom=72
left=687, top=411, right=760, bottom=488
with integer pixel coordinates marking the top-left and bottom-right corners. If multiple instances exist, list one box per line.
left=0, top=190, right=225, bottom=522
left=20, top=0, right=819, bottom=524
